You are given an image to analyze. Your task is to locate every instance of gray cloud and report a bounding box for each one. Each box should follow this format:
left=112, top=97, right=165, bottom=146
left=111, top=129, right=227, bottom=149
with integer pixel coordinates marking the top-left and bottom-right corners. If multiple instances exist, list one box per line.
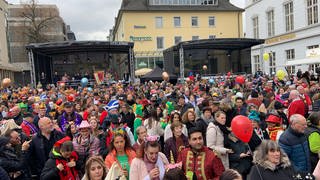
left=7, top=0, right=244, bottom=40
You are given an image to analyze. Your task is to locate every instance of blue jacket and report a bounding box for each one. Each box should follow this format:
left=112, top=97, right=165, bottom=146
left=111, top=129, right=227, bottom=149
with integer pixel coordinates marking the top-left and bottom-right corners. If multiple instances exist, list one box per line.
left=279, top=127, right=311, bottom=172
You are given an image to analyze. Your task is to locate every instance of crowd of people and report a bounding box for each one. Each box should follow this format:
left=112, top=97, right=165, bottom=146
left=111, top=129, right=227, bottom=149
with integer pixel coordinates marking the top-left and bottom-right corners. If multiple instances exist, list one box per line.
left=0, top=70, right=319, bottom=180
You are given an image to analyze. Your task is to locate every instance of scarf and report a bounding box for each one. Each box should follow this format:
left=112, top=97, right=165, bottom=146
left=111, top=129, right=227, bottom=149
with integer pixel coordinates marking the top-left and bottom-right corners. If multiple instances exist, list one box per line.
left=60, top=112, right=82, bottom=132
left=23, top=120, right=38, bottom=135
left=214, top=121, right=230, bottom=146
left=143, top=154, right=160, bottom=180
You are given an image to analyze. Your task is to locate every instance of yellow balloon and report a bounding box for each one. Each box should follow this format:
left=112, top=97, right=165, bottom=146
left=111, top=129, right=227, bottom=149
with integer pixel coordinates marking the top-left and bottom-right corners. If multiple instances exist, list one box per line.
left=276, top=70, right=286, bottom=80
left=263, top=53, right=270, bottom=61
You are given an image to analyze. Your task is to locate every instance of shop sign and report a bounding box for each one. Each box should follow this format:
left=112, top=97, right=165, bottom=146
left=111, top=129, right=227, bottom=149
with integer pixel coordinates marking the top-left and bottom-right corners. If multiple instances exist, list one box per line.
left=134, top=25, right=146, bottom=29
left=306, top=48, right=320, bottom=58
left=129, top=36, right=152, bottom=41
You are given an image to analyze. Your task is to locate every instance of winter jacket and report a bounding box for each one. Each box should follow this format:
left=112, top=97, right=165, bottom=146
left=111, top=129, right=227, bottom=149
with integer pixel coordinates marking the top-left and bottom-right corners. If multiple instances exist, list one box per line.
left=206, top=122, right=229, bottom=169
left=248, top=128, right=270, bottom=152
left=227, top=134, right=252, bottom=176
left=196, top=115, right=214, bottom=145
left=40, top=150, right=79, bottom=180
left=279, top=127, right=311, bottom=172
left=248, top=152, right=295, bottom=180
left=27, top=129, right=65, bottom=177
left=305, top=125, right=320, bottom=171
left=0, top=146, right=30, bottom=180
left=0, top=166, right=10, bottom=180
left=164, top=134, right=189, bottom=163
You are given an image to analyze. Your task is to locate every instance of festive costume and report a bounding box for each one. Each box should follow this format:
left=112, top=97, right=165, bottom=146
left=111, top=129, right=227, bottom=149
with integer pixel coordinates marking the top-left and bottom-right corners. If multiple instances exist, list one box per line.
left=177, top=147, right=225, bottom=180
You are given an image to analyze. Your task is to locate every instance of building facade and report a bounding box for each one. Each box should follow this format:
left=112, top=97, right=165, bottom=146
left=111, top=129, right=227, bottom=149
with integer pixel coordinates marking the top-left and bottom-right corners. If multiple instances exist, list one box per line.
left=246, top=0, right=320, bottom=75
left=7, top=3, right=68, bottom=84
left=112, top=0, right=243, bottom=71
left=0, top=0, right=17, bottom=81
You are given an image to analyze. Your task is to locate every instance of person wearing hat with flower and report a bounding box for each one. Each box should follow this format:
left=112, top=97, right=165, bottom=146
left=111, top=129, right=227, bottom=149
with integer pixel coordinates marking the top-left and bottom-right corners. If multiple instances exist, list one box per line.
left=72, top=120, right=100, bottom=177
left=41, top=136, right=80, bottom=180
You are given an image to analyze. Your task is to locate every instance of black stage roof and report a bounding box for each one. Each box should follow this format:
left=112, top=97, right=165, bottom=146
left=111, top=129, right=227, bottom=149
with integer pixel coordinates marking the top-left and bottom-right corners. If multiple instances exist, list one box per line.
left=26, top=41, right=134, bottom=56
left=163, top=38, right=265, bottom=52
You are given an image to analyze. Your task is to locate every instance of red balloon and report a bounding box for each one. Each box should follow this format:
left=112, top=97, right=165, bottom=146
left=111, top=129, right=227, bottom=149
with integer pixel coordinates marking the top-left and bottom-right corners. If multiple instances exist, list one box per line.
left=231, top=115, right=253, bottom=143
left=235, top=76, right=245, bottom=84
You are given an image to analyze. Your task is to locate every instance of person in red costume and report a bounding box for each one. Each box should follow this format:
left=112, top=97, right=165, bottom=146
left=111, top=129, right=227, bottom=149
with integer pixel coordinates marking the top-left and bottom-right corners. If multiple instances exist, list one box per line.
left=177, top=127, right=224, bottom=180
left=288, top=90, right=305, bottom=121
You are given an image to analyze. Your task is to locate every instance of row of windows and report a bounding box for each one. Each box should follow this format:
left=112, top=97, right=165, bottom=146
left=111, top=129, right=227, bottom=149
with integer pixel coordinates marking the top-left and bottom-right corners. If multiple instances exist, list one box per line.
left=253, top=44, right=319, bottom=74
left=155, top=16, right=215, bottom=28
left=149, top=0, right=218, bottom=6
left=252, top=0, right=318, bottom=38
left=156, top=35, right=216, bottom=49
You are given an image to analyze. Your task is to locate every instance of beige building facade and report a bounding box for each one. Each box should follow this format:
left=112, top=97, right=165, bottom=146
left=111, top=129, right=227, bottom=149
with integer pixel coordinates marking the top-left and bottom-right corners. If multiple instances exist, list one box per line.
left=0, top=0, right=17, bottom=81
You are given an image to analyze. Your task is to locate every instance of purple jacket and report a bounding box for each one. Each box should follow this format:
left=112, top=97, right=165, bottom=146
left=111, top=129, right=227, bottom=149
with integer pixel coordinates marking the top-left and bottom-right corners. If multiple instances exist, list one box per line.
left=164, top=134, right=189, bottom=163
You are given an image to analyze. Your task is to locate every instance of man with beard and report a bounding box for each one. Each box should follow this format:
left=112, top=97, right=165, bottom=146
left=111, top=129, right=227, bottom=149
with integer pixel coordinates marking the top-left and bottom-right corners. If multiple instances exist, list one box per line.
left=57, top=102, right=83, bottom=132
left=177, top=127, right=224, bottom=180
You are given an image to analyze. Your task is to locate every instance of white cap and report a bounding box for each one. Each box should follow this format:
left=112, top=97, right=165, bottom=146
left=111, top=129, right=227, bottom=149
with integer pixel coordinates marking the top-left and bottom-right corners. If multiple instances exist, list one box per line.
left=235, top=92, right=243, bottom=98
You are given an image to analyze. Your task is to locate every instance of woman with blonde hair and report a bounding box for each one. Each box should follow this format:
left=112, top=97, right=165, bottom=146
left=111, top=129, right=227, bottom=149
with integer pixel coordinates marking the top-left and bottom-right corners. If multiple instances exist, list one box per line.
left=181, top=109, right=197, bottom=132
left=206, top=111, right=233, bottom=169
left=82, top=156, right=107, bottom=180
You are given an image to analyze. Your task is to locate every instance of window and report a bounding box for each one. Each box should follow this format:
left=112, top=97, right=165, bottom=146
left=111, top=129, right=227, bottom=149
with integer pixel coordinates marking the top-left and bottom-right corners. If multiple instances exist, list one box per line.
left=252, top=16, right=259, bottom=38
left=156, top=37, right=164, bottom=49
left=307, top=0, right=318, bottom=25
left=253, top=55, right=261, bottom=72
left=269, top=52, right=276, bottom=75
left=209, top=35, right=216, bottom=39
left=307, top=44, right=319, bottom=49
left=267, top=10, right=275, bottom=37
left=191, top=16, right=198, bottom=27
left=209, top=16, right=215, bottom=26
left=192, top=36, right=199, bottom=40
left=287, top=66, right=295, bottom=75
left=284, top=1, right=294, bottom=32
left=174, top=36, right=182, bottom=44
left=309, top=64, right=320, bottom=73
left=155, top=17, right=163, bottom=28
left=286, top=49, right=295, bottom=60
left=174, top=17, right=181, bottom=27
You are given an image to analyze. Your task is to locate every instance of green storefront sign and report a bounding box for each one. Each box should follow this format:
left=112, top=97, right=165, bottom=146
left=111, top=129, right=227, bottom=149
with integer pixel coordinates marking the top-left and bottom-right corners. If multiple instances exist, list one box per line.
left=130, top=36, right=152, bottom=41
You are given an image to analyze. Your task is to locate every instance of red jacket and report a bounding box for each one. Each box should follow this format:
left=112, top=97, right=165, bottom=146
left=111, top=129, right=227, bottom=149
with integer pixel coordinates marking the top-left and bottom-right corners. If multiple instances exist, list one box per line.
left=288, top=99, right=305, bottom=121
left=177, top=146, right=225, bottom=180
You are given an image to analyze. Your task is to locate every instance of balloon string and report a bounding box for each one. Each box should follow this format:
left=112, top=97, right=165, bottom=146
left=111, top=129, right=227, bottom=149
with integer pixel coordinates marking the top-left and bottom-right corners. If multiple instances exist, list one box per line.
left=247, top=144, right=264, bottom=180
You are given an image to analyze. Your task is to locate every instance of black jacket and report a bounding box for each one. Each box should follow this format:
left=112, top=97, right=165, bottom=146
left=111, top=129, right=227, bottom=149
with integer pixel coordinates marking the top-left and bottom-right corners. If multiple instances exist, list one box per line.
left=0, top=146, right=30, bottom=179
left=227, top=134, right=252, bottom=176
left=27, top=130, right=65, bottom=177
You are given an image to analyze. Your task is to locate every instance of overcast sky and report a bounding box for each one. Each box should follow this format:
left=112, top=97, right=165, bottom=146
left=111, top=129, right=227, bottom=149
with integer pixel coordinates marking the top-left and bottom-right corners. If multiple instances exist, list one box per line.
left=7, top=0, right=245, bottom=40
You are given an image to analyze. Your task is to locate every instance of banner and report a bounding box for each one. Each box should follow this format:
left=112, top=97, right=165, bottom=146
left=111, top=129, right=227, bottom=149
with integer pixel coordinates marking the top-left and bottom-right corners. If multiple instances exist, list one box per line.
left=94, top=71, right=104, bottom=85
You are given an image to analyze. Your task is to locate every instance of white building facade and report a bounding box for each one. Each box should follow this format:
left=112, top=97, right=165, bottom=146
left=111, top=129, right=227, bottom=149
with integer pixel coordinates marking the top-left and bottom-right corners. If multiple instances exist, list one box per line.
left=245, top=0, right=320, bottom=75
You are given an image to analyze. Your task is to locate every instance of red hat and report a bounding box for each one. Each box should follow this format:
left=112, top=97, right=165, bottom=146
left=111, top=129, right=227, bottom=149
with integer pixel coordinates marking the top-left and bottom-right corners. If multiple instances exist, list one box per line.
left=54, top=136, right=71, bottom=147
left=266, top=114, right=281, bottom=124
